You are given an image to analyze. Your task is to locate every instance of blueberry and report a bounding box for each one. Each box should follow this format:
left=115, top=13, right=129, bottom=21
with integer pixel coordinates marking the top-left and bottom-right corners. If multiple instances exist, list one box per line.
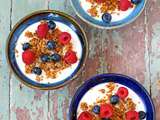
left=22, top=43, right=30, bottom=50
left=47, top=40, right=56, bottom=50
left=48, top=20, right=56, bottom=30
left=41, top=54, right=50, bottom=62
left=110, top=95, right=119, bottom=105
left=101, top=118, right=111, bottom=120
left=102, top=13, right=112, bottom=23
left=139, top=111, right=146, bottom=119
left=50, top=53, right=61, bottom=62
left=131, top=0, right=141, bottom=4
left=32, top=67, right=42, bottom=75
left=92, top=105, right=100, bottom=114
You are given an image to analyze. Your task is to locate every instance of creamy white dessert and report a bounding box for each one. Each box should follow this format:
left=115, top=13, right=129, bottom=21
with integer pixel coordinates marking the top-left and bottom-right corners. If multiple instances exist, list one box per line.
left=15, top=21, right=83, bottom=84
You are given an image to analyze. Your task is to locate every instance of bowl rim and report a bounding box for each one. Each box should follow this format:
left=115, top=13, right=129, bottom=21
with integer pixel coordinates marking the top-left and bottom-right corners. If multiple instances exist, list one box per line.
left=69, top=73, right=156, bottom=120
left=70, top=0, right=148, bottom=29
left=6, top=10, right=89, bottom=90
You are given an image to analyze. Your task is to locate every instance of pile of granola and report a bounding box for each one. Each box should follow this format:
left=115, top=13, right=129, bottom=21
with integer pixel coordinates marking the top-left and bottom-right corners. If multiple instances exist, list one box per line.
left=20, top=20, right=78, bottom=81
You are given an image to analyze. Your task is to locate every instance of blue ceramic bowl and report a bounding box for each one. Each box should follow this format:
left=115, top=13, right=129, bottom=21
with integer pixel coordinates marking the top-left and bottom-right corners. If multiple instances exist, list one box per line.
left=6, top=10, right=88, bottom=90
left=69, top=73, right=155, bottom=120
left=70, top=0, right=147, bottom=29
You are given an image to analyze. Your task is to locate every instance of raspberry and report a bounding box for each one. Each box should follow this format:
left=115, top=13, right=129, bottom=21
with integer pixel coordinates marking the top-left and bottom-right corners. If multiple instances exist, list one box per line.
left=100, top=104, right=113, bottom=118
left=78, top=111, right=93, bottom=120
left=96, top=0, right=105, bottom=4
left=117, top=87, right=129, bottom=99
left=64, top=50, right=78, bottom=64
left=22, top=50, right=36, bottom=65
left=37, top=23, right=49, bottom=39
left=125, top=111, right=139, bottom=120
left=59, top=32, right=71, bottom=45
left=119, top=0, right=132, bottom=11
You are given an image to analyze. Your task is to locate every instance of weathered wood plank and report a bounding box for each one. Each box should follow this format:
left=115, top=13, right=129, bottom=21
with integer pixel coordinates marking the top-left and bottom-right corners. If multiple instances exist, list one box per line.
left=10, top=1, right=49, bottom=120
left=0, top=0, right=11, bottom=120
left=146, top=0, right=160, bottom=119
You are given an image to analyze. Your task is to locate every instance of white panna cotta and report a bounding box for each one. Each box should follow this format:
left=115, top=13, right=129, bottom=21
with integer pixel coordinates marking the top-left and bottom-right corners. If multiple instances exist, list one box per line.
left=77, top=82, right=146, bottom=119
left=15, top=21, right=83, bottom=84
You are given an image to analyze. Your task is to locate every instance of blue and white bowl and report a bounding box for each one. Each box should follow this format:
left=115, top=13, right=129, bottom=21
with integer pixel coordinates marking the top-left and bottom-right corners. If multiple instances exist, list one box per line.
left=6, top=10, right=88, bottom=90
left=69, top=73, right=155, bottom=120
left=70, top=0, right=147, bottom=29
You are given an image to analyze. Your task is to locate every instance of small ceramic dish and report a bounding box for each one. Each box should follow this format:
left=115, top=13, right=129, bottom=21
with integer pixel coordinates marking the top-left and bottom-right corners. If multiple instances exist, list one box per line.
left=69, top=73, right=155, bottom=120
left=70, top=0, right=147, bottom=29
left=6, top=10, right=88, bottom=90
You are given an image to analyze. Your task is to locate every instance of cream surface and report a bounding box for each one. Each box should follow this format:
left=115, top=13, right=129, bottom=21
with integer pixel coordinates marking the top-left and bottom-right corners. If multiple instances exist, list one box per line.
left=77, top=82, right=146, bottom=119
left=80, top=0, right=135, bottom=22
left=15, top=21, right=82, bottom=84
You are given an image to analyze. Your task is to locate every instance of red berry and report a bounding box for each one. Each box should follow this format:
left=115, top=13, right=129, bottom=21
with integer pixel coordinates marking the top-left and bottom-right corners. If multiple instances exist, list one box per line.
left=100, top=104, right=113, bottom=118
left=37, top=23, right=49, bottom=39
left=64, top=50, right=78, bottom=64
left=119, top=0, right=132, bottom=11
left=22, top=50, right=36, bottom=65
left=125, top=111, right=139, bottom=120
left=78, top=111, right=93, bottom=120
left=96, top=0, right=105, bottom=3
left=117, top=87, right=129, bottom=99
left=59, top=32, right=71, bottom=45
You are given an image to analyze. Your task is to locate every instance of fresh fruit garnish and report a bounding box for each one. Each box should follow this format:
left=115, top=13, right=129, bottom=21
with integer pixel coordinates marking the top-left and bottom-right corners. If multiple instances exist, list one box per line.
left=22, top=43, right=30, bottom=51
left=100, top=104, right=113, bottom=118
left=64, top=50, right=78, bottom=64
left=125, top=111, right=139, bottom=120
left=78, top=111, right=93, bottom=120
left=32, top=67, right=42, bottom=75
left=139, top=111, right=146, bottom=119
left=92, top=105, right=100, bottom=114
left=101, top=118, right=111, bottom=120
left=22, top=50, right=36, bottom=65
left=40, top=54, right=50, bottom=62
left=96, top=0, right=105, bottom=4
left=119, top=0, right=132, bottom=11
left=48, top=20, right=56, bottom=30
left=50, top=53, right=61, bottom=62
left=47, top=40, right=56, bottom=50
left=131, top=0, right=141, bottom=4
left=37, top=23, right=49, bottom=39
left=59, top=32, right=71, bottom=45
left=102, top=13, right=112, bottom=23
left=117, top=87, right=129, bottom=99
left=110, top=95, right=119, bottom=105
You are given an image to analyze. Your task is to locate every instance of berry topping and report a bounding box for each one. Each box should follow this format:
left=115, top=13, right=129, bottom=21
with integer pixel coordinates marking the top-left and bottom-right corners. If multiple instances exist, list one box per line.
left=37, top=23, right=49, bottom=39
left=48, top=20, right=56, bottom=30
left=32, top=67, right=42, bottom=75
left=125, top=111, right=139, bottom=120
left=50, top=53, right=61, bottom=62
left=139, top=111, right=146, bottom=119
left=64, top=50, right=78, bottom=64
left=59, top=32, right=71, bottom=45
left=117, top=87, right=129, bottom=99
left=96, top=0, right=106, bottom=4
left=110, top=95, right=119, bottom=105
left=22, top=50, right=36, bottom=65
left=131, top=0, right=141, bottom=4
left=102, top=118, right=111, bottom=120
left=40, top=54, right=50, bottom=62
left=78, top=111, right=93, bottom=120
left=22, top=43, right=30, bottom=50
left=92, top=105, right=100, bottom=114
left=102, top=13, right=112, bottom=23
left=119, top=0, right=132, bottom=11
left=100, top=104, right=113, bottom=118
left=47, top=40, right=56, bottom=50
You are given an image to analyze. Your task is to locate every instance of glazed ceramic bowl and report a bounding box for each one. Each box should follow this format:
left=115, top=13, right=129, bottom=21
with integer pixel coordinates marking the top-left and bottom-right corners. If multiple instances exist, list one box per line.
left=69, top=73, right=155, bottom=120
left=70, top=0, right=147, bottom=29
left=6, top=10, right=88, bottom=90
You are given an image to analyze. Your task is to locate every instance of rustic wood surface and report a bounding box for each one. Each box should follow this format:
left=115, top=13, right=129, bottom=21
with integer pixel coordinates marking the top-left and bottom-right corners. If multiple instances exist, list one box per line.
left=0, top=0, right=159, bottom=119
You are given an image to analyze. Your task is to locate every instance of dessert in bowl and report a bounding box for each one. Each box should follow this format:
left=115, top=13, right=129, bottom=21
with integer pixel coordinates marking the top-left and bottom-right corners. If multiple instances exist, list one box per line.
left=70, top=0, right=146, bottom=29
left=69, top=74, right=155, bottom=120
left=7, top=10, right=88, bottom=90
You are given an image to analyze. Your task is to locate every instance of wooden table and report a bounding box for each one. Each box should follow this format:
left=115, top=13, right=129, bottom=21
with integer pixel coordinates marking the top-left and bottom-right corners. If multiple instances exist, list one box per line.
left=0, top=0, right=159, bottom=119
